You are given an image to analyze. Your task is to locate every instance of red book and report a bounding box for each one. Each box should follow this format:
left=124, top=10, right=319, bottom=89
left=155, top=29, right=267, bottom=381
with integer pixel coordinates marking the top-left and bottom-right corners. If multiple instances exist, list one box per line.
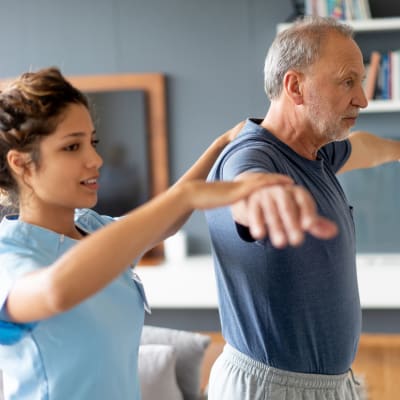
left=364, top=51, right=381, bottom=100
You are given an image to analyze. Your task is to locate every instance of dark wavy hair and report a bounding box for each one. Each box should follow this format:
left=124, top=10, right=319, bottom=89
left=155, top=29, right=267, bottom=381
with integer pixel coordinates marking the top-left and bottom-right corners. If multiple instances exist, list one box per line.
left=0, top=67, right=89, bottom=207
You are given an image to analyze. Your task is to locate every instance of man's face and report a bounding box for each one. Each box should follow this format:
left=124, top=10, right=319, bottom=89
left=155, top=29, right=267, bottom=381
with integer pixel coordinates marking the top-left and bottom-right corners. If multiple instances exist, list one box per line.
left=302, top=32, right=367, bottom=142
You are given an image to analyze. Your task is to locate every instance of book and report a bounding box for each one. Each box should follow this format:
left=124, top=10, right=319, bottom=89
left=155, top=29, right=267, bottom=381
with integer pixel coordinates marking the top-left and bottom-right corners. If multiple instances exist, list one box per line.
left=380, top=52, right=390, bottom=100
left=391, top=50, right=400, bottom=100
left=364, top=51, right=381, bottom=100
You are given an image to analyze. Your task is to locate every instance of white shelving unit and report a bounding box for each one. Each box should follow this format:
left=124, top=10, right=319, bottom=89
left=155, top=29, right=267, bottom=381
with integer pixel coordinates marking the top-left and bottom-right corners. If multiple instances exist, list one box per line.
left=278, top=18, right=400, bottom=114
left=363, top=100, right=400, bottom=113
left=136, top=254, right=400, bottom=309
left=277, top=17, right=400, bottom=33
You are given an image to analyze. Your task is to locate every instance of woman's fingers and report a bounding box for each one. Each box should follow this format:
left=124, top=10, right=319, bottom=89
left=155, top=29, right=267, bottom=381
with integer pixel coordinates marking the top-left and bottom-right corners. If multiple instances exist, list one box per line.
left=225, top=121, right=245, bottom=142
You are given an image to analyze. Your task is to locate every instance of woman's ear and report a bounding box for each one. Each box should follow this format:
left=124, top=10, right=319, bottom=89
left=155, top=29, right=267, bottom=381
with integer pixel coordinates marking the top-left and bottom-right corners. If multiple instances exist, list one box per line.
left=6, top=150, right=32, bottom=178
left=283, top=70, right=304, bottom=105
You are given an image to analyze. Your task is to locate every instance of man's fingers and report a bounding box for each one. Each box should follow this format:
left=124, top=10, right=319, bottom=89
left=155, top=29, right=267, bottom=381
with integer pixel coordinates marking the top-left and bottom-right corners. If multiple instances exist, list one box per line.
left=307, top=217, right=338, bottom=239
left=242, top=183, right=338, bottom=246
left=274, top=186, right=304, bottom=246
left=292, top=187, right=338, bottom=239
left=247, top=196, right=268, bottom=239
left=291, top=186, right=318, bottom=230
left=259, top=192, right=288, bottom=247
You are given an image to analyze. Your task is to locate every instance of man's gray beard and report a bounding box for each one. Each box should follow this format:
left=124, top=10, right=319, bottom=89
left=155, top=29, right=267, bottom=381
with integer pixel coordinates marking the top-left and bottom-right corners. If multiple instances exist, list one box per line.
left=310, top=112, right=349, bottom=143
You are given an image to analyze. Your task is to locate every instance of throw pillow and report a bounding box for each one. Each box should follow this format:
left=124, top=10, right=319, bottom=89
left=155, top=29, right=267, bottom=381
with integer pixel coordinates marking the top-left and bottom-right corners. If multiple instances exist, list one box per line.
left=141, top=326, right=211, bottom=400
left=138, top=344, right=183, bottom=400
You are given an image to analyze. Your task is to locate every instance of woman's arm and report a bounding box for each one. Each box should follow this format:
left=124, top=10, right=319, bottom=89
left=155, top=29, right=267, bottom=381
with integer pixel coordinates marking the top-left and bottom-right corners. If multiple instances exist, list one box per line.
left=153, top=122, right=244, bottom=243
left=6, top=175, right=286, bottom=323
left=174, top=122, right=244, bottom=184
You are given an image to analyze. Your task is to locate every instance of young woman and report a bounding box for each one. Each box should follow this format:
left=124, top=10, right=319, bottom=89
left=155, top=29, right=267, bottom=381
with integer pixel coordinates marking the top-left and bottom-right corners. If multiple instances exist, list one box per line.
left=0, top=67, right=290, bottom=400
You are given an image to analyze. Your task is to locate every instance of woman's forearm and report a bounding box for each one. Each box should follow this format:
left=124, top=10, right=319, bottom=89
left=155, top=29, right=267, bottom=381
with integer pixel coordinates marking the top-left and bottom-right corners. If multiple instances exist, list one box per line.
left=164, top=124, right=242, bottom=237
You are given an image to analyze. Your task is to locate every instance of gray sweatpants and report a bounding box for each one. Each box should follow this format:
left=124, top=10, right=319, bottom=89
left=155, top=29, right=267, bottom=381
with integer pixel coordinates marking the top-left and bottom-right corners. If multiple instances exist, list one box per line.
left=208, top=344, right=360, bottom=400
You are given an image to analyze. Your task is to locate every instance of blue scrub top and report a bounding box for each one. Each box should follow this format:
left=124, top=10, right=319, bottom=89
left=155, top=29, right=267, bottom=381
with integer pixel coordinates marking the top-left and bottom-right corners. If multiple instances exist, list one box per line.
left=0, top=209, right=147, bottom=400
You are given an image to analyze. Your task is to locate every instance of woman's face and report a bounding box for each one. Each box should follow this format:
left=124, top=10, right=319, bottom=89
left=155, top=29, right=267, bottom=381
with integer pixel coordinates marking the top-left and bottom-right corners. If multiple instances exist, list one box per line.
left=21, top=103, right=103, bottom=214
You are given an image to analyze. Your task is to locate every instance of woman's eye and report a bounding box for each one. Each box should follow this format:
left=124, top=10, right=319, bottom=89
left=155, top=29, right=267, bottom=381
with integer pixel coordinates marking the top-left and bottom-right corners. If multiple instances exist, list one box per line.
left=91, top=139, right=100, bottom=148
left=64, top=143, right=79, bottom=152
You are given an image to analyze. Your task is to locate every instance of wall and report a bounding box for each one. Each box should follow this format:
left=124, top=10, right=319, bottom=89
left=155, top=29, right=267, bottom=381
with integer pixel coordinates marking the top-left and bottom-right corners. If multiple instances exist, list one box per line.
left=0, top=0, right=294, bottom=252
left=1, top=0, right=400, bottom=331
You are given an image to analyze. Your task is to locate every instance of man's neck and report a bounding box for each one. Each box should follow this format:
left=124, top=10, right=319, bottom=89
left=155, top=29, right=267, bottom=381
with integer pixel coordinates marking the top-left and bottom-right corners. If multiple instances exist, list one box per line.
left=261, top=102, right=321, bottom=161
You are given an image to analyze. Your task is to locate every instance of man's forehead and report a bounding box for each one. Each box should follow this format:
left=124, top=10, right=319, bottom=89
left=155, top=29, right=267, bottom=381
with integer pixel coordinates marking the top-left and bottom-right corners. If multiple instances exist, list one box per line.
left=316, top=36, right=363, bottom=69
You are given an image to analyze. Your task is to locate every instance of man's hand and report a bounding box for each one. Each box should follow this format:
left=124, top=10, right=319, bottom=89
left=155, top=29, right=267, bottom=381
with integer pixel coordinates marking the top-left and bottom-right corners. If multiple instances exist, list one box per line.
left=232, top=173, right=338, bottom=247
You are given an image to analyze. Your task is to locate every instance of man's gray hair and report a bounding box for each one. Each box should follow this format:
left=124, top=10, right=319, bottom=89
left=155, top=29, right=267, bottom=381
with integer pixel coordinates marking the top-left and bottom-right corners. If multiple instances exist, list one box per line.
left=264, top=16, right=354, bottom=100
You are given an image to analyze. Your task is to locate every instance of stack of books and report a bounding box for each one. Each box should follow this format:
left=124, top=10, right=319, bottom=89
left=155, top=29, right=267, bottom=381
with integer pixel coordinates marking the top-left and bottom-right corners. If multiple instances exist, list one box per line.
left=304, top=0, right=371, bottom=20
left=364, top=50, right=400, bottom=101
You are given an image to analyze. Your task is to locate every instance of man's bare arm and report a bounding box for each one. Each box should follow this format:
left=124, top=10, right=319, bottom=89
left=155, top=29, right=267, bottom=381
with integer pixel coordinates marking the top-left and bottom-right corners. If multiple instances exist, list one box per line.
left=339, top=131, right=400, bottom=174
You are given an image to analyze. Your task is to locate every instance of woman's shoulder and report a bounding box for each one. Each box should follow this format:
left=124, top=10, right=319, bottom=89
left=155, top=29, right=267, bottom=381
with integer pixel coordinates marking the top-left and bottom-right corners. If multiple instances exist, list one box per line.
left=0, top=215, right=32, bottom=250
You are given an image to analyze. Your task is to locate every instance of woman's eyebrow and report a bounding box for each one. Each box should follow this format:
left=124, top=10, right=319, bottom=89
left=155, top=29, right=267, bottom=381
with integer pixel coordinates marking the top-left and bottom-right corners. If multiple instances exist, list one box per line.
left=61, top=130, right=97, bottom=139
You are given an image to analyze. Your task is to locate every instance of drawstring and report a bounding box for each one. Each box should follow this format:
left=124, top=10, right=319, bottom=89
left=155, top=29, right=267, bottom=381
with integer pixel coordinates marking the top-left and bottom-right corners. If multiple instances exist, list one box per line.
left=349, top=368, right=360, bottom=386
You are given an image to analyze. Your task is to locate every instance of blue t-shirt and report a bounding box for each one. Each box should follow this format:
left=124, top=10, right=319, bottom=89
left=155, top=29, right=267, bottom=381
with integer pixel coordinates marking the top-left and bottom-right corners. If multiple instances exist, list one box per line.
left=0, top=209, right=147, bottom=400
left=206, top=119, right=361, bottom=375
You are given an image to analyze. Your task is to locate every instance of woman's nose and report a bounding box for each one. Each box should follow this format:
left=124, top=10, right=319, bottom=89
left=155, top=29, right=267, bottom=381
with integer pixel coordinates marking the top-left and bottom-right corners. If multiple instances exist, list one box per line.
left=86, top=146, right=103, bottom=169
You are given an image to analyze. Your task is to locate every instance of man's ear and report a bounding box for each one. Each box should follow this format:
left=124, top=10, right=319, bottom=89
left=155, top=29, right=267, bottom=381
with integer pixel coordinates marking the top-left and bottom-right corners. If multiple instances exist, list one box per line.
left=6, top=150, right=32, bottom=178
left=283, top=70, right=304, bottom=105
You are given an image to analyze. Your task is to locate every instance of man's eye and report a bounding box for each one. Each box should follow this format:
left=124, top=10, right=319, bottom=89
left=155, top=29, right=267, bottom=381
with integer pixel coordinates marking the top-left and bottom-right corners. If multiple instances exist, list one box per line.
left=64, top=143, right=79, bottom=152
left=344, top=79, right=354, bottom=87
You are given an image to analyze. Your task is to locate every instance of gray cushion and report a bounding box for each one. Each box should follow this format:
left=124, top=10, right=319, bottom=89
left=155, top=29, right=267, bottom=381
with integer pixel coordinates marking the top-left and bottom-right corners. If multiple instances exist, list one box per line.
left=141, top=326, right=210, bottom=400
left=138, top=344, right=183, bottom=400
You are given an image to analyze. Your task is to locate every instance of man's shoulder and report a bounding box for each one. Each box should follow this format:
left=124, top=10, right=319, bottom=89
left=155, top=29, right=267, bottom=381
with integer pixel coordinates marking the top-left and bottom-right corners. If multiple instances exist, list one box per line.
left=74, top=208, right=116, bottom=232
left=318, top=139, right=351, bottom=170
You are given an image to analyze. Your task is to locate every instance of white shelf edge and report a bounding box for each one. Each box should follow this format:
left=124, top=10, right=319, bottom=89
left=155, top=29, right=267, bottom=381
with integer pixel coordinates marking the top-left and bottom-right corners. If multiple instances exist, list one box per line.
left=278, top=17, right=400, bottom=34
left=362, top=100, right=400, bottom=113
left=137, top=254, right=400, bottom=309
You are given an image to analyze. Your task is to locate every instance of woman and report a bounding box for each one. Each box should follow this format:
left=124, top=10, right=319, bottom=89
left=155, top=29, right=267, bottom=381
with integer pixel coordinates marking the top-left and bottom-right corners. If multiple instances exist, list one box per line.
left=0, top=67, right=290, bottom=400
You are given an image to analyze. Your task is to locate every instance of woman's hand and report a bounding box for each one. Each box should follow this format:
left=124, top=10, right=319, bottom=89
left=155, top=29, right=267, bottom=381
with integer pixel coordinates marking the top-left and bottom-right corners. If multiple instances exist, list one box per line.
left=218, top=121, right=245, bottom=146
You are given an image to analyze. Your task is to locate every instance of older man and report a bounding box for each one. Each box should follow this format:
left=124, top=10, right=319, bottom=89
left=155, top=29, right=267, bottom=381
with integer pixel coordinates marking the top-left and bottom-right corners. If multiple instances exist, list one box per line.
left=206, top=16, right=400, bottom=400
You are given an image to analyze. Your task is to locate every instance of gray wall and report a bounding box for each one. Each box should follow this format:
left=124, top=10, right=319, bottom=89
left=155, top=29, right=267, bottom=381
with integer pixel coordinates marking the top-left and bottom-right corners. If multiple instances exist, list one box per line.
left=0, top=0, right=293, bottom=253
left=2, top=1, right=400, bottom=331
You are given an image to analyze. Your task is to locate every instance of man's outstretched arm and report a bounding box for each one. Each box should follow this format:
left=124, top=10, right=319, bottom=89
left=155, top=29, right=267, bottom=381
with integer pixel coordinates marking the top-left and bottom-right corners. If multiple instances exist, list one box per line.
left=339, top=131, right=400, bottom=174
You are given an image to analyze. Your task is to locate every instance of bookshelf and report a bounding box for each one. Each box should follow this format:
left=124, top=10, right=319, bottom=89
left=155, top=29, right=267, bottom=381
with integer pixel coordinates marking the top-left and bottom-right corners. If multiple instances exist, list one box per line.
left=277, top=17, right=400, bottom=113
left=277, top=17, right=400, bottom=33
